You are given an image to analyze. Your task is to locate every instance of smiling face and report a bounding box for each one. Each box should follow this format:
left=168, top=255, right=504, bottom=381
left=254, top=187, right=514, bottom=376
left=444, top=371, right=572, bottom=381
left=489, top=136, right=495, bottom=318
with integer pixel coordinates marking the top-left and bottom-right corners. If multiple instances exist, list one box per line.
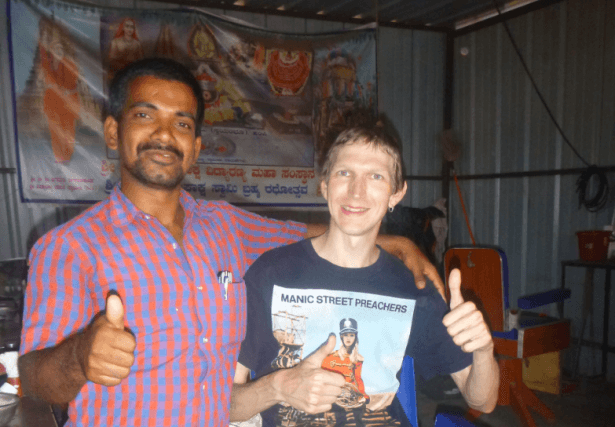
left=321, top=140, right=407, bottom=240
left=104, top=75, right=202, bottom=190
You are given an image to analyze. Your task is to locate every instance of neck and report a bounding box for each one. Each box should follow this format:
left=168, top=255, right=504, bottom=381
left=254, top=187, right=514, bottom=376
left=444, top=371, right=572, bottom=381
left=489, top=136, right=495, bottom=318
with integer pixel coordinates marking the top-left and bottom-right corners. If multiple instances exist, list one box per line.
left=120, top=177, right=184, bottom=229
left=311, top=227, right=380, bottom=268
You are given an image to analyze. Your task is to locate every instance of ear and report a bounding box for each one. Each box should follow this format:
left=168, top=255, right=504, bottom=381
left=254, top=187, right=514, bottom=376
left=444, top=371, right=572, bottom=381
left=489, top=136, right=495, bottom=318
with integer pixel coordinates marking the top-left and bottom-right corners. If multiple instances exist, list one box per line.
left=193, top=134, right=202, bottom=160
left=320, top=179, right=328, bottom=201
left=104, top=116, right=120, bottom=151
left=388, top=180, right=407, bottom=210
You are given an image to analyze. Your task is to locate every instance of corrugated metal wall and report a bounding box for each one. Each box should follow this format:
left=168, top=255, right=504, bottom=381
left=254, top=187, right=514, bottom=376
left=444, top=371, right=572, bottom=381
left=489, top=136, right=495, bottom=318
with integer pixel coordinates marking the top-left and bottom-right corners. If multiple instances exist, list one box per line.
left=0, top=0, right=446, bottom=258
left=452, top=0, right=615, bottom=377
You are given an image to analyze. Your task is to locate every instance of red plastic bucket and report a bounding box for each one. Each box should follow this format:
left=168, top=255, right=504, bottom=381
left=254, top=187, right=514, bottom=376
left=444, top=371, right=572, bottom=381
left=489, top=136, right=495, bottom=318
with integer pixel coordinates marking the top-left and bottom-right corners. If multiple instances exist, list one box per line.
left=576, top=230, right=611, bottom=261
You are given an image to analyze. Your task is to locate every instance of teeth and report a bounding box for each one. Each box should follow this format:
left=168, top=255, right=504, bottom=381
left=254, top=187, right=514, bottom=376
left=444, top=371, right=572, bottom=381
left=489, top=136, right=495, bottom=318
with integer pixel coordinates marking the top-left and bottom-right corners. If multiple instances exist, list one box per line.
left=344, top=206, right=367, bottom=212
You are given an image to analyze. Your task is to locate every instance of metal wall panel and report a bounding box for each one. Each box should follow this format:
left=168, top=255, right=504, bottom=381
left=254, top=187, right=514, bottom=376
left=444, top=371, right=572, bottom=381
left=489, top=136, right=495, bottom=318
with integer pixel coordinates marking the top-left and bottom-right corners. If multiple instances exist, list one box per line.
left=0, top=0, right=446, bottom=257
left=453, top=0, right=615, bottom=377
left=378, top=27, right=446, bottom=208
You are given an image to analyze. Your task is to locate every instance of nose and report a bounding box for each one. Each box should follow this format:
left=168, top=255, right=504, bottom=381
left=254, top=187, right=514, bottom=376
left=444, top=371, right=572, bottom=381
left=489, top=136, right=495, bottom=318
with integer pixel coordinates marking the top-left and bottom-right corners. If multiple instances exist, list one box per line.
left=348, top=176, right=366, bottom=198
left=151, top=119, right=174, bottom=144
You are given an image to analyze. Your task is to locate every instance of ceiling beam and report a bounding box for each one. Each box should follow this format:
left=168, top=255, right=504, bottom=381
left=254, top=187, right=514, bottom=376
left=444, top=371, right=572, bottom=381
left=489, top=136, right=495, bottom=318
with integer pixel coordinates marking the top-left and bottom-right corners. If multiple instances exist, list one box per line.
left=147, top=0, right=451, bottom=31
left=454, top=0, right=565, bottom=36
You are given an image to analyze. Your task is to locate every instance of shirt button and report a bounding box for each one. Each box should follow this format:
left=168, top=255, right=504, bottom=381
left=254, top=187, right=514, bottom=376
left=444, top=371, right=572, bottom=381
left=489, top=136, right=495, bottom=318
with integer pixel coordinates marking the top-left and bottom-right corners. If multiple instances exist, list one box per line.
left=203, top=337, right=208, bottom=343
left=197, top=286, right=203, bottom=290
left=202, top=385, right=205, bottom=390
left=144, top=215, right=150, bottom=220
left=176, top=308, right=179, bottom=312
left=172, top=243, right=178, bottom=249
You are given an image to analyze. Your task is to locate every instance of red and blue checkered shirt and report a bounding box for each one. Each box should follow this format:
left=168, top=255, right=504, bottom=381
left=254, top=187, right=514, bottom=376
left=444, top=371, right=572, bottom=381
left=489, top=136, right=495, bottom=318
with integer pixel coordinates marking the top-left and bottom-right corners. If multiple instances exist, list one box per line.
left=20, top=185, right=306, bottom=426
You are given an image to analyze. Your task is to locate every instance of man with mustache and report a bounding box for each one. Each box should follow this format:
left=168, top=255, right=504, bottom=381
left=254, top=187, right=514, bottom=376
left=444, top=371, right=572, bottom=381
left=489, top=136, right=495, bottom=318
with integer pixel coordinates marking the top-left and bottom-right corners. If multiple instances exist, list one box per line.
left=18, top=58, right=441, bottom=427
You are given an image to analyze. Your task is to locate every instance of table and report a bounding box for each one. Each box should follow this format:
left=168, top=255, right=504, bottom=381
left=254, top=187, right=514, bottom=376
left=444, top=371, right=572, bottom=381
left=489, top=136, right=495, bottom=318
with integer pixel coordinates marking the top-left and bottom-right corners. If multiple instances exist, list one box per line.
left=560, top=259, right=615, bottom=376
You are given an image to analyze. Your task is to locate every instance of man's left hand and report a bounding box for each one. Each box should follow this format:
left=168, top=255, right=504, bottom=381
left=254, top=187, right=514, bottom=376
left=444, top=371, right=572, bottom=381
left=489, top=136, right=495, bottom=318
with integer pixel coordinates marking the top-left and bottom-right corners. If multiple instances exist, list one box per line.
left=442, top=269, right=493, bottom=354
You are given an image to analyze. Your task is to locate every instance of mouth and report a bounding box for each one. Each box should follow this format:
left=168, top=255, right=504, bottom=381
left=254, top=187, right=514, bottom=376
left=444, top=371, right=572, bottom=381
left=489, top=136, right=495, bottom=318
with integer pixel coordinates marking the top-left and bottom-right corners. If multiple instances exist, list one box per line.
left=341, top=205, right=368, bottom=214
left=138, top=142, right=184, bottom=164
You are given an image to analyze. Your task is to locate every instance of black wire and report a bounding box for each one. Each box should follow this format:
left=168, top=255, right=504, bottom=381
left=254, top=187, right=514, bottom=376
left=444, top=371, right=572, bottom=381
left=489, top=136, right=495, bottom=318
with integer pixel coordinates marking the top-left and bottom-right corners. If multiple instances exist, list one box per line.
left=576, top=165, right=609, bottom=212
left=490, top=0, right=590, bottom=167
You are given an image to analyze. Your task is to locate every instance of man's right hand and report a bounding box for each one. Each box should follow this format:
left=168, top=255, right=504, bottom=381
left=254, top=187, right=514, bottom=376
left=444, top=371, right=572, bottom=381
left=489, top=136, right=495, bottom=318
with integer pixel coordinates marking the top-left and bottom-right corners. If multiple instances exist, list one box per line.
left=78, top=294, right=136, bottom=386
left=273, top=334, right=345, bottom=414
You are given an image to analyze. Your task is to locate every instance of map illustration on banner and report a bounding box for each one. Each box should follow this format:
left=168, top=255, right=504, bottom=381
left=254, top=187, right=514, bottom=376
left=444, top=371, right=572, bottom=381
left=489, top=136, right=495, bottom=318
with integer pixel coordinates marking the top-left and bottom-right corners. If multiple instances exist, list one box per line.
left=269, top=286, right=414, bottom=427
left=9, top=0, right=376, bottom=205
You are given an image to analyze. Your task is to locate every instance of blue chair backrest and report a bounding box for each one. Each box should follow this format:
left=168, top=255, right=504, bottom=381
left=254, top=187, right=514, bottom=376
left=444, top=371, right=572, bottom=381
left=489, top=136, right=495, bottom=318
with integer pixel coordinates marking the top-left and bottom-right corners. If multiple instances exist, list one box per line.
left=396, top=356, right=477, bottom=427
left=396, top=355, right=419, bottom=427
left=435, top=413, right=478, bottom=426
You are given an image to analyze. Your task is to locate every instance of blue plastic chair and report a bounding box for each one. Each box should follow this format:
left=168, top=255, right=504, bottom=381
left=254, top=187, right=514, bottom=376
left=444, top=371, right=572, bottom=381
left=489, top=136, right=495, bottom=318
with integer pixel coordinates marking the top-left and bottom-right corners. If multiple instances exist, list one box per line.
left=398, top=355, right=478, bottom=427
left=396, top=356, right=419, bottom=427
left=434, top=413, right=478, bottom=426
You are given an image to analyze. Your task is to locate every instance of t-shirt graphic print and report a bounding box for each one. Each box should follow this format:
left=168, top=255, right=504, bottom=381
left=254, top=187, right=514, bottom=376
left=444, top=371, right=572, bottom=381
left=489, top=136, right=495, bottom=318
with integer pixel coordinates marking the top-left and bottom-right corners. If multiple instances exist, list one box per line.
left=269, top=286, right=414, bottom=427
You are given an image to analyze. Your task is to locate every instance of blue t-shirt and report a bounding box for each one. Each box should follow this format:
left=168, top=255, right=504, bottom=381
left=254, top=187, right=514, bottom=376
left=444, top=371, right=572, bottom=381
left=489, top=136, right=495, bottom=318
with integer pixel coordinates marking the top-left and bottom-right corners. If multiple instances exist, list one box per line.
left=239, top=239, right=472, bottom=427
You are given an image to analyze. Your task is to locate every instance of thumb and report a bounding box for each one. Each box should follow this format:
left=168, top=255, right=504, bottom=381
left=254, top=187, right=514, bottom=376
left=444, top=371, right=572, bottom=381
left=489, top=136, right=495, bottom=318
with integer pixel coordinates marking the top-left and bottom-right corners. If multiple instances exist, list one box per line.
left=304, top=334, right=336, bottom=367
left=448, top=268, right=464, bottom=310
left=105, top=294, right=125, bottom=330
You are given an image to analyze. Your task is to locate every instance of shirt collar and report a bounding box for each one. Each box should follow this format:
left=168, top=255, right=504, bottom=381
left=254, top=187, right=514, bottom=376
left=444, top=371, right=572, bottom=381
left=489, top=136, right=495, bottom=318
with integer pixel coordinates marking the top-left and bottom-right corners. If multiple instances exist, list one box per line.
left=108, top=182, right=201, bottom=227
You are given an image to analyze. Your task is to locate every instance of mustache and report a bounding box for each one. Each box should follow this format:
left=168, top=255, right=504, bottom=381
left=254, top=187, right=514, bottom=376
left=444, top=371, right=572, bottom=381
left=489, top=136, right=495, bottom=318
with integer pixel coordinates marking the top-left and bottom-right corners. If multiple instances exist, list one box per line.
left=137, top=142, right=184, bottom=160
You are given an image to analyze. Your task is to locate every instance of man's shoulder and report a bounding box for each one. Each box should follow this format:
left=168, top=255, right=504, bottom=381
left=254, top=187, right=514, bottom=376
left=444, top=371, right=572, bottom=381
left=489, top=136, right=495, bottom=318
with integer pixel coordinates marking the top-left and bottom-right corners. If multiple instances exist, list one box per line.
left=38, top=198, right=111, bottom=243
left=192, top=198, right=263, bottom=223
left=377, top=250, right=420, bottom=284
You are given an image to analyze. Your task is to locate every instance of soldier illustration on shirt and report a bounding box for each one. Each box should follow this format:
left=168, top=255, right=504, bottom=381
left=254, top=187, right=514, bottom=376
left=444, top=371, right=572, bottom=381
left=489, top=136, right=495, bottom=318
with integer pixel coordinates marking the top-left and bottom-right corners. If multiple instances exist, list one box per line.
left=322, top=318, right=368, bottom=427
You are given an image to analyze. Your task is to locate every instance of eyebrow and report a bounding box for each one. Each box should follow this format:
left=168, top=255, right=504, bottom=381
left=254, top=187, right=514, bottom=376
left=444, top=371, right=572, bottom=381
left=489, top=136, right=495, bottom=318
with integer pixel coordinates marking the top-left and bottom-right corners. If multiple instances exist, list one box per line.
left=128, top=102, right=196, bottom=122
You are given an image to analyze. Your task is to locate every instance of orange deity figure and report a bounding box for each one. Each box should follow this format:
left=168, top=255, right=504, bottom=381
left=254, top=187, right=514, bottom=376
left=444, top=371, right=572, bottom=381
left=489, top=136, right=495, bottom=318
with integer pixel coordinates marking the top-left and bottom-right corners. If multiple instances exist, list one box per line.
left=108, top=18, right=144, bottom=77
left=37, top=22, right=80, bottom=163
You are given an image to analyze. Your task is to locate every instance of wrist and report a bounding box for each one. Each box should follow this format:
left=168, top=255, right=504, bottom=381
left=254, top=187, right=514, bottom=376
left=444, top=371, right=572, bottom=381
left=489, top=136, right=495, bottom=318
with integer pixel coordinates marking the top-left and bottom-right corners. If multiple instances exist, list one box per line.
left=473, top=341, right=495, bottom=359
left=269, top=368, right=290, bottom=404
left=72, top=331, right=89, bottom=380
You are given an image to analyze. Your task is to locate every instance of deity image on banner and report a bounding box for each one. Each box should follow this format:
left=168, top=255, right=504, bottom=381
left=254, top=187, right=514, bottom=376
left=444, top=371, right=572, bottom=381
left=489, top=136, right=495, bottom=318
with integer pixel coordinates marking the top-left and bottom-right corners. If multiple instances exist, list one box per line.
left=313, top=47, right=377, bottom=157
left=266, top=50, right=312, bottom=96
left=155, top=24, right=179, bottom=60
left=107, top=18, right=144, bottom=79
left=16, top=16, right=101, bottom=164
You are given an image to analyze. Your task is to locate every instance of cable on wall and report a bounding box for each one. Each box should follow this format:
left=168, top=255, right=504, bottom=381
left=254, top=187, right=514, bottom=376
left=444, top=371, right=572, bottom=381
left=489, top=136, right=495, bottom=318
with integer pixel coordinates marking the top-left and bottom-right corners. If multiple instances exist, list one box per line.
left=491, top=0, right=611, bottom=212
left=576, top=166, right=609, bottom=212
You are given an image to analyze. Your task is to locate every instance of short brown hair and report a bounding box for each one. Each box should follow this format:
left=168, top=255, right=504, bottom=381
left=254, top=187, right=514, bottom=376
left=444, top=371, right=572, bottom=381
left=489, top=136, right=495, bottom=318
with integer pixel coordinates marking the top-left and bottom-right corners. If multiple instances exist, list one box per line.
left=318, top=124, right=405, bottom=193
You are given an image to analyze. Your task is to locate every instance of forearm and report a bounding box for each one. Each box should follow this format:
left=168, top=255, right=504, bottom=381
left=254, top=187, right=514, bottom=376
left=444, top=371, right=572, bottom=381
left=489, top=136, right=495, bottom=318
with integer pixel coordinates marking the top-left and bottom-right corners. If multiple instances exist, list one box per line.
left=460, top=349, right=499, bottom=413
left=18, top=332, right=88, bottom=405
left=230, top=372, right=282, bottom=422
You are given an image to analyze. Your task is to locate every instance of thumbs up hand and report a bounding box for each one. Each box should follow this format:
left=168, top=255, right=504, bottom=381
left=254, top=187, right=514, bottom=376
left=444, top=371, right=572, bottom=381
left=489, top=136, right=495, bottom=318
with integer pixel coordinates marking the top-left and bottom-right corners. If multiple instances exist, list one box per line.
left=78, top=294, right=136, bottom=387
left=442, top=269, right=494, bottom=354
left=272, top=334, right=346, bottom=414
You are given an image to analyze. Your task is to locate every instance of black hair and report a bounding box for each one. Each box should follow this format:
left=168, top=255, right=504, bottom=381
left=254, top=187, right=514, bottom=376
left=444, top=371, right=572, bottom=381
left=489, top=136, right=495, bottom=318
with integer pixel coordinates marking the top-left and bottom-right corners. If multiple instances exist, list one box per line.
left=107, top=57, right=205, bottom=135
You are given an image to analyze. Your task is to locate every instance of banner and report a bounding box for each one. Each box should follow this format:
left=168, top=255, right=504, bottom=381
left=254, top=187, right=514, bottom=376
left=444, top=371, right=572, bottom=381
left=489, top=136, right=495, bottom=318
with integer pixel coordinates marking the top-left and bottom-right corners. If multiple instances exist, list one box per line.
left=8, top=0, right=377, bottom=206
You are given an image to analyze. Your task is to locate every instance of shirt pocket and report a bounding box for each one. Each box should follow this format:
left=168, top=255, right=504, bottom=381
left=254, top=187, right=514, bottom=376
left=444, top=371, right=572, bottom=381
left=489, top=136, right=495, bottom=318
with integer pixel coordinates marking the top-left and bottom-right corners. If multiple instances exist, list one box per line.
left=216, top=278, right=247, bottom=346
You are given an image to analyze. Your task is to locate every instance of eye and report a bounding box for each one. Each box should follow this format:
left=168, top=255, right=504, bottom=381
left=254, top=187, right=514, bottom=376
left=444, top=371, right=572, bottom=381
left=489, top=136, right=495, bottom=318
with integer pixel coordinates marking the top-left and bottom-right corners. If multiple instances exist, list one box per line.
left=372, top=173, right=383, bottom=180
left=178, top=121, right=192, bottom=129
left=135, top=112, right=149, bottom=119
left=337, top=170, right=349, bottom=177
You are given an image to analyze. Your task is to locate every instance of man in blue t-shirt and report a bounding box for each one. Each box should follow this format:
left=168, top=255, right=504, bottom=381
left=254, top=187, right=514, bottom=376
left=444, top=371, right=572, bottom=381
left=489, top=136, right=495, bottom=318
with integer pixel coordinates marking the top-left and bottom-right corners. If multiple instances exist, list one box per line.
left=230, top=123, right=499, bottom=427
